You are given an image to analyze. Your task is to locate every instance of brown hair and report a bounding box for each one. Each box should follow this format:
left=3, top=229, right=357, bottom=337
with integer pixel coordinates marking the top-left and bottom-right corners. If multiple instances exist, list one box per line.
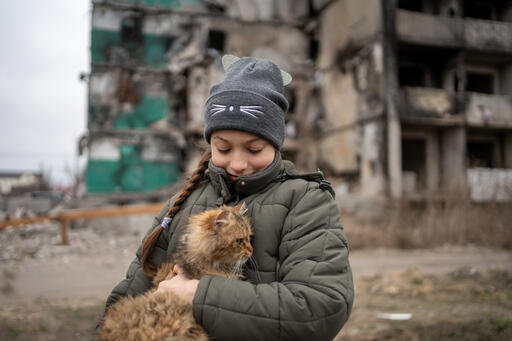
left=141, top=149, right=212, bottom=277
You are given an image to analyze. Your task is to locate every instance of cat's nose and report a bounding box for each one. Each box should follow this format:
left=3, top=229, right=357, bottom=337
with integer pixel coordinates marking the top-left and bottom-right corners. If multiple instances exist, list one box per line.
left=246, top=244, right=253, bottom=254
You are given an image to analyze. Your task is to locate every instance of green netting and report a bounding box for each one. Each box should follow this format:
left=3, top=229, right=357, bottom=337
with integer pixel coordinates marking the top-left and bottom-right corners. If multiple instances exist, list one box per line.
left=91, top=29, right=176, bottom=67
left=112, top=96, right=170, bottom=129
left=91, top=29, right=121, bottom=64
left=86, top=158, right=181, bottom=193
left=143, top=35, right=169, bottom=67
left=120, top=144, right=142, bottom=166
left=86, top=160, right=119, bottom=193
left=120, top=165, right=144, bottom=191
left=142, top=161, right=180, bottom=190
left=135, top=96, right=170, bottom=125
left=113, top=112, right=133, bottom=129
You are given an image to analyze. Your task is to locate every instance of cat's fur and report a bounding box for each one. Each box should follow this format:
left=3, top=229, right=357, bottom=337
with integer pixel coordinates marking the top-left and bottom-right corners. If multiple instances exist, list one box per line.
left=97, top=203, right=253, bottom=341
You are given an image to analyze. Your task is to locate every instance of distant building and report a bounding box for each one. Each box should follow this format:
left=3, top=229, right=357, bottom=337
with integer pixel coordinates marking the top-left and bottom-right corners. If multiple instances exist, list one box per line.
left=84, top=0, right=313, bottom=194
left=0, top=171, right=44, bottom=195
left=84, top=0, right=512, bottom=201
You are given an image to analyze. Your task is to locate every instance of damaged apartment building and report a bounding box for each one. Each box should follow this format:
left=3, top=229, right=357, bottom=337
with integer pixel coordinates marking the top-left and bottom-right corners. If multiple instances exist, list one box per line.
left=83, top=0, right=512, bottom=203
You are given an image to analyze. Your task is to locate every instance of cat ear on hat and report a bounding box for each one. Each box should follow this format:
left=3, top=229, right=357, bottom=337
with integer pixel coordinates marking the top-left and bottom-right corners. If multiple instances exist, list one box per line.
left=221, top=54, right=292, bottom=86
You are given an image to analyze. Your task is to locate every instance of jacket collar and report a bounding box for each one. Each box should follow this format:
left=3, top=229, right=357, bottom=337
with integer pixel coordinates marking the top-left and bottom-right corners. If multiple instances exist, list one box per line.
left=207, top=152, right=283, bottom=201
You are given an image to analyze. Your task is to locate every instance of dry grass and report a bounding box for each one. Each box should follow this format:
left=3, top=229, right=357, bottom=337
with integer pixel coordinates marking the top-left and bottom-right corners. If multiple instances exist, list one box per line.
left=344, top=196, right=512, bottom=250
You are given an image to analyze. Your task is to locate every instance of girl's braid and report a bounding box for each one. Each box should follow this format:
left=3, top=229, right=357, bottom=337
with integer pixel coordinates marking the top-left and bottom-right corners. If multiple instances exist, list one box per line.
left=141, top=149, right=212, bottom=277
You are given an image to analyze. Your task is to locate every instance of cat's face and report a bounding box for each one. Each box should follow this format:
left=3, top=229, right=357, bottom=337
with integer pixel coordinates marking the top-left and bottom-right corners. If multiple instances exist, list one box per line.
left=213, top=204, right=253, bottom=264
left=187, top=203, right=253, bottom=266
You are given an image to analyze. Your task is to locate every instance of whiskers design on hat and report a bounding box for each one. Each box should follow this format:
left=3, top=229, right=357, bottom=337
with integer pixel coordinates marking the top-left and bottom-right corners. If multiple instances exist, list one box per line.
left=209, top=104, right=227, bottom=117
left=240, top=106, right=264, bottom=119
left=204, top=55, right=292, bottom=150
left=209, top=104, right=265, bottom=120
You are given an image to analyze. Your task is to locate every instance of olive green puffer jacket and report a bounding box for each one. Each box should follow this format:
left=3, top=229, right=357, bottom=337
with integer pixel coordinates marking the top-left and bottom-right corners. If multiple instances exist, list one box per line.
left=105, top=154, right=354, bottom=340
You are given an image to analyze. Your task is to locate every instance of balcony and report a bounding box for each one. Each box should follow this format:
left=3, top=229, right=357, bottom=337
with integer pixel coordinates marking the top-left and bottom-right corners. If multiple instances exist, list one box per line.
left=467, top=168, right=512, bottom=202
left=464, top=18, right=512, bottom=54
left=396, top=10, right=460, bottom=48
left=466, top=93, right=512, bottom=127
left=396, top=9, right=512, bottom=54
left=399, top=87, right=458, bottom=121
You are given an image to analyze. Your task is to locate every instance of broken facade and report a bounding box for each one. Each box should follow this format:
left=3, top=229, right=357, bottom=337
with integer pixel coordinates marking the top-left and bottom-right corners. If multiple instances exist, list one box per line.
left=317, top=0, right=512, bottom=201
left=84, top=0, right=512, bottom=201
left=84, top=0, right=315, bottom=194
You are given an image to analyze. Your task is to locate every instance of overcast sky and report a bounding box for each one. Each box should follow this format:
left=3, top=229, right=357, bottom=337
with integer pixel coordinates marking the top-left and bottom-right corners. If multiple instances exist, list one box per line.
left=0, top=2, right=90, bottom=185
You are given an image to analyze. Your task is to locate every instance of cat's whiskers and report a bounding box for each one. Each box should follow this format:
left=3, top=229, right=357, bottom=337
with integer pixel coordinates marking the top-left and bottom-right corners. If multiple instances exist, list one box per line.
left=248, top=256, right=262, bottom=283
left=230, top=259, right=242, bottom=279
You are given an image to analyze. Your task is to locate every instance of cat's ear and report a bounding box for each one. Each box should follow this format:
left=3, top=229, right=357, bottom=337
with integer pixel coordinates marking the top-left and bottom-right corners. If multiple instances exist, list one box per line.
left=214, top=209, right=229, bottom=231
left=235, top=202, right=248, bottom=215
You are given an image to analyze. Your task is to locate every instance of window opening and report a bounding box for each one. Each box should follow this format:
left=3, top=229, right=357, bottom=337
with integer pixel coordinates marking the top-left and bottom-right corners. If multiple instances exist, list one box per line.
left=466, top=72, right=495, bottom=94
left=402, top=138, right=427, bottom=191
left=207, top=30, right=226, bottom=52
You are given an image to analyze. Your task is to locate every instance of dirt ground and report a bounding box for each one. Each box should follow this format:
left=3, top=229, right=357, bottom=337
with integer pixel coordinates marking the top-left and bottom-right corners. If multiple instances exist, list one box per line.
left=1, top=215, right=511, bottom=340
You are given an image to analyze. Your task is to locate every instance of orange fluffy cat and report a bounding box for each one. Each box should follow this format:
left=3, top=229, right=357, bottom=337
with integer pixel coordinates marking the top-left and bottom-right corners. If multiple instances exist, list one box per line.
left=97, top=203, right=253, bottom=341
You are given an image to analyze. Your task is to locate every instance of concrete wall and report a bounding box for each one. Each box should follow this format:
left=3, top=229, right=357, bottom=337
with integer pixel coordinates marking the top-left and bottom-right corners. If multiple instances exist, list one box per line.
left=208, top=18, right=310, bottom=69
left=442, top=126, right=466, bottom=191
left=318, top=69, right=360, bottom=173
left=223, top=0, right=309, bottom=24
left=466, top=93, right=512, bottom=128
left=464, top=19, right=512, bottom=54
left=500, top=63, right=512, bottom=96
left=318, top=0, right=382, bottom=69
left=467, top=168, right=512, bottom=202
left=396, top=9, right=461, bottom=47
left=396, top=9, right=512, bottom=53
left=360, top=121, right=385, bottom=196
left=402, top=128, right=440, bottom=193
left=317, top=35, right=386, bottom=195
left=506, top=134, right=512, bottom=168
left=401, top=87, right=456, bottom=118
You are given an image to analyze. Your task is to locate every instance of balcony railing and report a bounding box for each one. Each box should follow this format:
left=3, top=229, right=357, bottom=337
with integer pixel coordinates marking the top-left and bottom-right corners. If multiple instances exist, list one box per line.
left=399, top=87, right=457, bottom=119
left=396, top=9, right=512, bottom=53
left=464, top=18, right=512, bottom=53
left=467, top=168, right=512, bottom=202
left=466, top=92, right=512, bottom=127
left=396, top=10, right=461, bottom=47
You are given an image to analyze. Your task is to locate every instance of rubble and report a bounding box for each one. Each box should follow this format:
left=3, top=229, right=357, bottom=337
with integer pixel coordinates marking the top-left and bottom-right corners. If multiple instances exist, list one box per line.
left=0, top=215, right=153, bottom=263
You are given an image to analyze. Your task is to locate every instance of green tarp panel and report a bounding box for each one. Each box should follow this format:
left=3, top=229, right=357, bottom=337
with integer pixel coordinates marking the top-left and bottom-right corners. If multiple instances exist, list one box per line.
left=136, top=96, right=170, bottom=125
left=91, top=29, right=121, bottom=64
left=86, top=145, right=181, bottom=194
left=91, top=29, right=170, bottom=67
left=142, top=161, right=180, bottom=190
left=120, top=144, right=141, bottom=166
left=143, top=35, right=170, bottom=67
left=120, top=165, right=144, bottom=191
left=113, top=96, right=170, bottom=129
left=86, top=160, right=119, bottom=193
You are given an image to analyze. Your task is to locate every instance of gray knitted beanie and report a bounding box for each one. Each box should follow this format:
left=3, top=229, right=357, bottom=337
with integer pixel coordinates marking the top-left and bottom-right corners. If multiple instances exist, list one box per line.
left=204, top=55, right=291, bottom=150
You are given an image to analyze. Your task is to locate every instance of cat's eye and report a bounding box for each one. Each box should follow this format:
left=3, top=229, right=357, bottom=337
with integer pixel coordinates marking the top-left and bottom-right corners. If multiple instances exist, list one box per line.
left=236, top=238, right=244, bottom=245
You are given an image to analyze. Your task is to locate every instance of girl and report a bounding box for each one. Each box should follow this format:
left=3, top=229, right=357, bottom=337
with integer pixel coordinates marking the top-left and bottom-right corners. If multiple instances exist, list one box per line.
left=103, top=55, right=354, bottom=340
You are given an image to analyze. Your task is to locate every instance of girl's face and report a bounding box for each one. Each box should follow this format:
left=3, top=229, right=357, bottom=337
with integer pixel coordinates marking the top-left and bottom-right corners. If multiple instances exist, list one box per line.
left=211, top=130, right=276, bottom=180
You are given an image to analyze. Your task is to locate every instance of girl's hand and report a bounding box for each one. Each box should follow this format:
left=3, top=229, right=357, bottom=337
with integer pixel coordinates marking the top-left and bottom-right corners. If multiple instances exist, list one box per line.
left=155, top=265, right=199, bottom=304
